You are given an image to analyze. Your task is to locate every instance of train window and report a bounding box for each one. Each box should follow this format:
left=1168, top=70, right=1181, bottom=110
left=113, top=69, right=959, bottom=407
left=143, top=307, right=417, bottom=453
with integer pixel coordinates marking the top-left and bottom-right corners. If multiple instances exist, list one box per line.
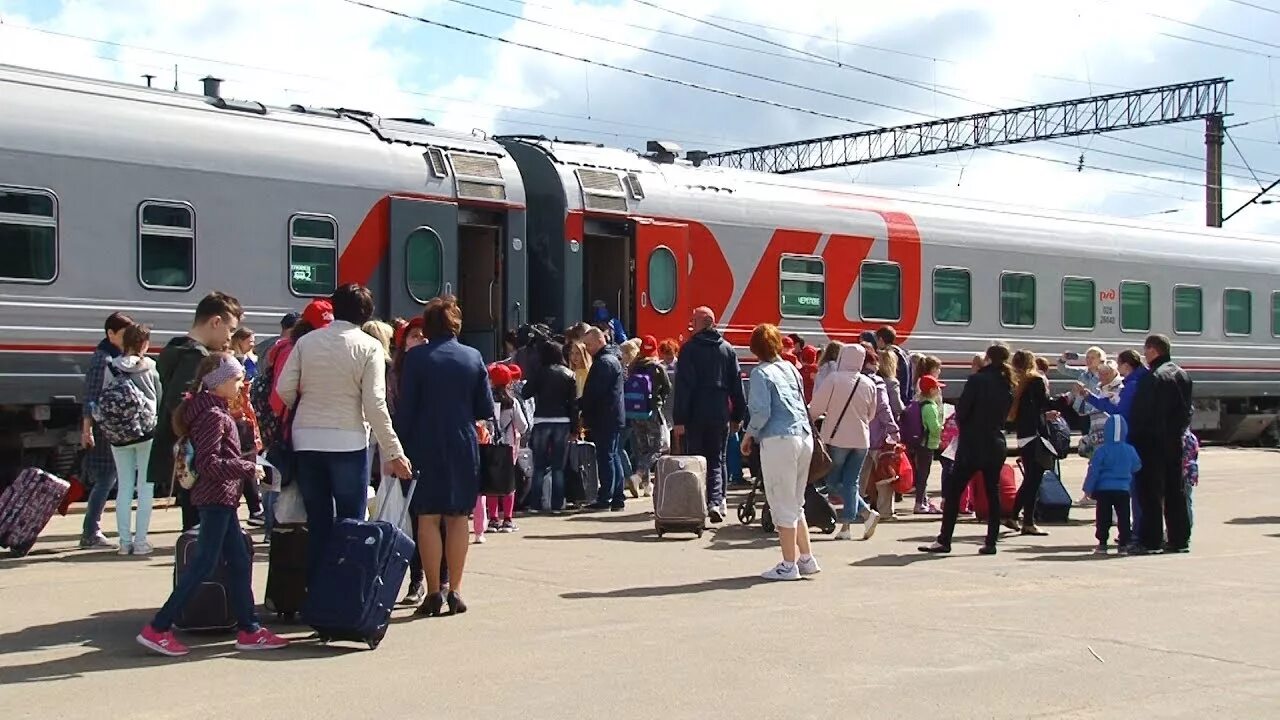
left=1173, top=285, right=1202, bottom=335
left=288, top=214, right=337, bottom=297
left=932, top=268, right=970, bottom=325
left=779, top=255, right=824, bottom=318
left=0, top=187, right=57, bottom=283
left=859, top=261, right=901, bottom=322
left=138, top=201, right=195, bottom=290
left=1000, top=272, right=1036, bottom=328
left=1119, top=281, right=1151, bottom=333
left=406, top=226, right=444, bottom=303
left=1224, top=288, right=1252, bottom=336
left=1061, top=277, right=1094, bottom=330
left=1273, top=292, right=1280, bottom=337
left=647, top=246, right=677, bottom=314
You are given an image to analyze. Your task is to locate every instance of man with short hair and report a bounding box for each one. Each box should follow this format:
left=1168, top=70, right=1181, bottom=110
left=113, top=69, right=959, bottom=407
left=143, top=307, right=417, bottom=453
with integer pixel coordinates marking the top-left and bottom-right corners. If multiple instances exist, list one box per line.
left=580, top=327, right=627, bottom=511
left=1128, top=333, right=1193, bottom=554
left=672, top=306, right=747, bottom=523
left=874, top=325, right=912, bottom=405
left=148, top=291, right=245, bottom=531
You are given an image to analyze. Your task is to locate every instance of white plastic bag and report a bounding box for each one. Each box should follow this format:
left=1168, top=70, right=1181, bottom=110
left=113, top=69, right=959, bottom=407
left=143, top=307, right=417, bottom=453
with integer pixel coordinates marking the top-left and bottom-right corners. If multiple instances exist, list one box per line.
left=274, top=480, right=308, bottom=524
left=374, top=474, right=417, bottom=536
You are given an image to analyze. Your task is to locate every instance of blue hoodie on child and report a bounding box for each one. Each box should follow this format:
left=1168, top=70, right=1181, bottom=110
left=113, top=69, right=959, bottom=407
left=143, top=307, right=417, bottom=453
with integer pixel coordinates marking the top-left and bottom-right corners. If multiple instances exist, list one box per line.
left=1083, top=415, right=1143, bottom=496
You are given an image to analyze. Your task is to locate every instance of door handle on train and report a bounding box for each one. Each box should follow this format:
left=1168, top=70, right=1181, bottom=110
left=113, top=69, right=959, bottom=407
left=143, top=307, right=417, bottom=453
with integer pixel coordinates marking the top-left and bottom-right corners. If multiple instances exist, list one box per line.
left=488, top=280, right=495, bottom=323
left=641, top=291, right=648, bottom=309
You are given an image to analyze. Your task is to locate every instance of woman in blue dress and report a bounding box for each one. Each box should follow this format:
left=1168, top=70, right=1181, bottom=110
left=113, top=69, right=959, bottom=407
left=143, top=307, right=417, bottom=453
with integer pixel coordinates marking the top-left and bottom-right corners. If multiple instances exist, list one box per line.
left=394, top=295, right=494, bottom=617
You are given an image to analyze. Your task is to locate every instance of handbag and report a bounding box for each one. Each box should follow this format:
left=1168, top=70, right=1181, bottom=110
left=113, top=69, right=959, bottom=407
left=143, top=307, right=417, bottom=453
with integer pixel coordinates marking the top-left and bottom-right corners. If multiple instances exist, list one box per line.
left=786, top=363, right=833, bottom=483
left=479, top=415, right=517, bottom=495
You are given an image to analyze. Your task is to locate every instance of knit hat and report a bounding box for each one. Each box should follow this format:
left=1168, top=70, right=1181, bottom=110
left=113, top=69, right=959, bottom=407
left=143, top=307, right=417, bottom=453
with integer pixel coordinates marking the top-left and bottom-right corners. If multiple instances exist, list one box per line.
left=640, top=335, right=658, bottom=357
left=488, top=362, right=512, bottom=387
left=202, top=354, right=245, bottom=391
left=302, top=299, right=334, bottom=329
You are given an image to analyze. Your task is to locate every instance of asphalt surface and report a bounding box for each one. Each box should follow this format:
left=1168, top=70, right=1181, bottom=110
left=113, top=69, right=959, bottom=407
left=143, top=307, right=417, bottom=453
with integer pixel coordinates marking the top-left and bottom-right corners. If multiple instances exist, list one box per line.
left=2, top=447, right=1279, bottom=719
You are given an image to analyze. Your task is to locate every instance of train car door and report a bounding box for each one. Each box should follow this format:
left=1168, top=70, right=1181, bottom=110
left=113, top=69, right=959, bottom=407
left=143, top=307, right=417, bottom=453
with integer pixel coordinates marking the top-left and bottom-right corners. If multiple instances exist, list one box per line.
left=457, top=223, right=503, bottom=361
left=388, top=197, right=459, bottom=323
left=632, top=219, right=689, bottom=342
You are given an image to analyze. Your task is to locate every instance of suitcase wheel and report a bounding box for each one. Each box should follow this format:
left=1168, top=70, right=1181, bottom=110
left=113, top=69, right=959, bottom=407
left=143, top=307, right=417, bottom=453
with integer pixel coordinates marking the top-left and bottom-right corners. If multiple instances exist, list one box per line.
left=820, top=521, right=836, bottom=535
left=737, top=502, right=755, bottom=525
left=695, top=529, right=703, bottom=538
left=276, top=611, right=297, bottom=623
left=317, top=633, right=332, bottom=644
left=367, top=627, right=387, bottom=650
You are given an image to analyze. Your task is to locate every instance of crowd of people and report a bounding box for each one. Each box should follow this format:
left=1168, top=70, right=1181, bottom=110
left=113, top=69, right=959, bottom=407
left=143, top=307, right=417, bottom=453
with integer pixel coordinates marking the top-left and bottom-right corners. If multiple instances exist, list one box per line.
left=73, top=285, right=1197, bottom=655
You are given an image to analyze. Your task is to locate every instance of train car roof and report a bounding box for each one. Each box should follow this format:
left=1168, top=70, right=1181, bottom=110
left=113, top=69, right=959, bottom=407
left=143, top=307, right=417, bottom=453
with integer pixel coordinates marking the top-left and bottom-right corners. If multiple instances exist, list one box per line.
left=0, top=63, right=514, bottom=192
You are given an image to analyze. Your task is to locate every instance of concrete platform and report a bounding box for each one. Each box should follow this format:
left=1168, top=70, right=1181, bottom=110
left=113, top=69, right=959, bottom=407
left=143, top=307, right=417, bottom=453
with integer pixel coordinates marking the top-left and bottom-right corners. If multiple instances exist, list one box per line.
left=2, top=448, right=1279, bottom=719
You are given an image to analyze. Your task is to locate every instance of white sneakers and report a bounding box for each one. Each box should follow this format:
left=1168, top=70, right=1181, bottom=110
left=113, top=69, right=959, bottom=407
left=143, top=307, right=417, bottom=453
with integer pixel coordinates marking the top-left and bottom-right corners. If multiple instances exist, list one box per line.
left=133, top=540, right=155, bottom=556
left=862, top=510, right=881, bottom=540
left=762, top=555, right=820, bottom=581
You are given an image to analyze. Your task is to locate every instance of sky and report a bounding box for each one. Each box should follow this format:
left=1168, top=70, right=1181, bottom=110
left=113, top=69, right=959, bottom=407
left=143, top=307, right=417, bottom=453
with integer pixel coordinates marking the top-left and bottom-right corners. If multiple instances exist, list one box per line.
left=0, top=0, right=1278, bottom=233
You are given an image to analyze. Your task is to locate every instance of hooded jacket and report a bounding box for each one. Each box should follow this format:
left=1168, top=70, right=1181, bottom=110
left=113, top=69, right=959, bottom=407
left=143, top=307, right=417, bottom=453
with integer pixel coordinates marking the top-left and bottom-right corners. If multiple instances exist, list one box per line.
left=183, top=390, right=257, bottom=508
left=104, top=354, right=162, bottom=418
left=1083, top=415, right=1143, bottom=496
left=147, top=335, right=210, bottom=489
left=863, top=370, right=900, bottom=449
left=1086, top=365, right=1147, bottom=423
left=807, top=343, right=876, bottom=450
left=672, top=328, right=747, bottom=427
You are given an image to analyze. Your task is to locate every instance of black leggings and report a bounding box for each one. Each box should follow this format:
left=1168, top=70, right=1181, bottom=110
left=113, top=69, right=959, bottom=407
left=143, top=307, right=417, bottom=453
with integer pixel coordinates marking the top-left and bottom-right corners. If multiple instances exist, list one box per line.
left=1015, top=445, right=1048, bottom=526
left=936, top=458, right=1005, bottom=549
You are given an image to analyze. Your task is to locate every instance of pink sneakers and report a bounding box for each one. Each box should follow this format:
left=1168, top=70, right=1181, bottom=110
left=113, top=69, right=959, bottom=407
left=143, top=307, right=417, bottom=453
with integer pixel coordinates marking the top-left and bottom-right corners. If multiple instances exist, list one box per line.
left=136, top=625, right=190, bottom=657
left=234, top=627, right=289, bottom=651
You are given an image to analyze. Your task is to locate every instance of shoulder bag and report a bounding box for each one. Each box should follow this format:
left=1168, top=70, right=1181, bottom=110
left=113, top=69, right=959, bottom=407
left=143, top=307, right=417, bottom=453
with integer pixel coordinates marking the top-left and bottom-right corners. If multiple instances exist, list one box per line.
left=784, top=363, right=832, bottom=483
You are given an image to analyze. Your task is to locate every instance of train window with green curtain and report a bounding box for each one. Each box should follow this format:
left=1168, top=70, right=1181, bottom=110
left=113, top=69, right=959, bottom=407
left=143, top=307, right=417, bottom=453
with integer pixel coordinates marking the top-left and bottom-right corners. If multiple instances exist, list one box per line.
left=1224, top=288, right=1252, bottom=336
left=406, top=226, right=444, bottom=303
left=289, top=214, right=337, bottom=297
left=1174, top=285, right=1202, bottom=334
left=860, top=261, right=901, bottom=322
left=1273, top=292, right=1280, bottom=337
left=1061, top=277, right=1095, bottom=330
left=779, top=255, right=824, bottom=318
left=138, top=201, right=195, bottom=290
left=647, top=246, right=677, bottom=314
left=932, top=267, right=971, bottom=325
left=0, top=187, right=57, bottom=283
left=1000, top=272, right=1036, bottom=327
left=1120, top=281, right=1151, bottom=332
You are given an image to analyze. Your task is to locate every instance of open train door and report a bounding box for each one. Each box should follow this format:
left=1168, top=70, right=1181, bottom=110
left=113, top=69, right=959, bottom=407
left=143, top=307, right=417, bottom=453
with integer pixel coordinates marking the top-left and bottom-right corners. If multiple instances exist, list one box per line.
left=632, top=219, right=689, bottom=342
left=388, top=197, right=459, bottom=323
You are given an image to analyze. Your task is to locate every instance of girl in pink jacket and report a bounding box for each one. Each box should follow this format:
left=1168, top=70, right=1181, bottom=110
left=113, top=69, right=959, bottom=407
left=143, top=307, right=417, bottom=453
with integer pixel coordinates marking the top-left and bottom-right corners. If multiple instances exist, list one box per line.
left=808, top=343, right=882, bottom=541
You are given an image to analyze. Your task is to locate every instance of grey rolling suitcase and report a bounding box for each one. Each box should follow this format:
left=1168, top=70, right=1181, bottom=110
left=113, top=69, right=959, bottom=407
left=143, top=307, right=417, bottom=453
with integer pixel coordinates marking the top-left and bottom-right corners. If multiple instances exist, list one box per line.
left=653, top=455, right=707, bottom=537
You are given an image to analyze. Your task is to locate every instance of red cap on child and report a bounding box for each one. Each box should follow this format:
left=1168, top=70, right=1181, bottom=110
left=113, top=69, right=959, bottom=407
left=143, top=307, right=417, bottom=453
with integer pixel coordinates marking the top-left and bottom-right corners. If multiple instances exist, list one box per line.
left=488, top=363, right=512, bottom=387
left=919, top=375, right=945, bottom=393
left=640, top=335, right=658, bottom=357
left=506, top=362, right=523, bottom=382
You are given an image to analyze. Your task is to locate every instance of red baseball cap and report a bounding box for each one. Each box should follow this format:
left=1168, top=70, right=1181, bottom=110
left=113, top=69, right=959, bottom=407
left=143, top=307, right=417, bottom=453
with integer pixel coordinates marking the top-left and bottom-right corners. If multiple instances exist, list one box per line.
left=919, top=375, right=945, bottom=393
left=640, top=335, right=658, bottom=357
left=782, top=336, right=796, bottom=350
left=487, top=362, right=512, bottom=387
left=506, top=362, right=523, bottom=381
left=302, top=299, right=334, bottom=329
left=394, top=316, right=424, bottom=349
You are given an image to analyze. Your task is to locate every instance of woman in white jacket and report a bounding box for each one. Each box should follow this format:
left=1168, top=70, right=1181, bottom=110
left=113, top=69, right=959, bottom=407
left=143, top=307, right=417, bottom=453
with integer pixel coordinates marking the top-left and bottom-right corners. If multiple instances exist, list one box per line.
left=808, top=343, right=881, bottom=541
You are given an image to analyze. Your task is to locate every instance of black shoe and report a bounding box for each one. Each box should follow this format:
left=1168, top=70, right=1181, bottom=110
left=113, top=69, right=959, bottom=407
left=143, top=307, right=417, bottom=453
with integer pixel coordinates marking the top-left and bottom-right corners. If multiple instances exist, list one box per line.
left=415, top=592, right=446, bottom=617
left=446, top=591, right=468, bottom=615
left=1127, top=544, right=1163, bottom=556
left=585, top=502, right=611, bottom=511
left=1163, top=543, right=1190, bottom=554
left=978, top=544, right=997, bottom=555
left=610, top=503, right=626, bottom=512
left=401, top=580, right=426, bottom=606
left=246, top=512, right=266, bottom=528
left=708, top=505, right=725, bottom=524
left=918, top=542, right=951, bottom=554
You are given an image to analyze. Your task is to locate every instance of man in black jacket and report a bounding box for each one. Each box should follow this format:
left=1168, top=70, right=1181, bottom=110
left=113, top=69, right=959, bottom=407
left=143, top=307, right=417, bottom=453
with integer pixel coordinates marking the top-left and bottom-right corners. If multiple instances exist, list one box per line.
left=672, top=306, right=747, bottom=523
left=1128, top=334, right=1193, bottom=553
left=580, top=328, right=627, bottom=511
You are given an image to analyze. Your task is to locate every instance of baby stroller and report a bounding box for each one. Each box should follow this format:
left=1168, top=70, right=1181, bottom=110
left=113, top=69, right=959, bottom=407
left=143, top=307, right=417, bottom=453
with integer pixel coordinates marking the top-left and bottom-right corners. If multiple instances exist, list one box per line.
left=736, top=450, right=837, bottom=535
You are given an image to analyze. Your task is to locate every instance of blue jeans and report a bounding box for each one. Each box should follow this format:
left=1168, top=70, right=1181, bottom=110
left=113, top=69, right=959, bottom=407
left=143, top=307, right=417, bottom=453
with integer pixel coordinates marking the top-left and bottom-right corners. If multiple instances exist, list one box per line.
left=828, top=446, right=871, bottom=523
left=295, top=449, right=370, bottom=585
left=726, top=429, right=744, bottom=484
left=528, top=423, right=571, bottom=511
left=152, top=505, right=258, bottom=632
left=82, top=463, right=118, bottom=538
left=591, top=429, right=626, bottom=507
left=685, top=423, right=729, bottom=508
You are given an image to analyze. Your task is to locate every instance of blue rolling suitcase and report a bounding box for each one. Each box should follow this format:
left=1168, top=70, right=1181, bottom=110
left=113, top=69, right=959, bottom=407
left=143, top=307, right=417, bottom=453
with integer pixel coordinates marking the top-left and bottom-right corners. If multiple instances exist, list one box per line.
left=304, top=477, right=416, bottom=650
left=1034, top=465, right=1073, bottom=524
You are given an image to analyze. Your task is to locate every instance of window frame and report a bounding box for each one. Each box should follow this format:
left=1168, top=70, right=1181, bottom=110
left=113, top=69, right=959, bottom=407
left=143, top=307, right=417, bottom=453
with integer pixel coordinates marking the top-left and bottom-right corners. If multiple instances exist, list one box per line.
left=858, top=259, right=902, bottom=323
left=1172, top=284, right=1203, bottom=336
left=930, top=266, right=972, bottom=327
left=0, top=185, right=59, bottom=285
left=1118, top=279, right=1152, bottom=334
left=1060, top=276, right=1096, bottom=331
left=405, top=225, right=446, bottom=305
left=778, top=252, right=826, bottom=320
left=287, top=212, right=339, bottom=298
left=646, top=244, right=678, bottom=315
left=999, top=270, right=1037, bottom=329
left=1272, top=291, right=1280, bottom=339
left=1223, top=287, right=1253, bottom=337
left=136, top=199, right=196, bottom=292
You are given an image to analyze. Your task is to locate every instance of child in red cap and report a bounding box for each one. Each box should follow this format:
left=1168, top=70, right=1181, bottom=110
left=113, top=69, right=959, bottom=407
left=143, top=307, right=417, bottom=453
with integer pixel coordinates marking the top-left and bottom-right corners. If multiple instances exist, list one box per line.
left=474, top=363, right=529, bottom=542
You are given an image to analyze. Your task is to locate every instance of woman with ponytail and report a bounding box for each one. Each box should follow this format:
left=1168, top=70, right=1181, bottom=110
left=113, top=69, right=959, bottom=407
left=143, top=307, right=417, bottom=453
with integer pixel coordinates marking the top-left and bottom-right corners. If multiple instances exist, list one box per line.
left=920, top=343, right=1015, bottom=556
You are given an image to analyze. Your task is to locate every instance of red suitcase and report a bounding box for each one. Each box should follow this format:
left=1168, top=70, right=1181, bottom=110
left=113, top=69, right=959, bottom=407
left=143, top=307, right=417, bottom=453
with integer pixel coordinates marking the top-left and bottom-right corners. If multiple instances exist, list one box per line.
left=0, top=467, right=71, bottom=557
left=970, top=464, right=1018, bottom=521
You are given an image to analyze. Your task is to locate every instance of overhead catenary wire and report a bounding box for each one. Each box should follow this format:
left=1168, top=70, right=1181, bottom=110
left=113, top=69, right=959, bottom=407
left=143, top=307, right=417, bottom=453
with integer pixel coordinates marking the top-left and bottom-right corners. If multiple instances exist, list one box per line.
left=1221, top=0, right=1280, bottom=17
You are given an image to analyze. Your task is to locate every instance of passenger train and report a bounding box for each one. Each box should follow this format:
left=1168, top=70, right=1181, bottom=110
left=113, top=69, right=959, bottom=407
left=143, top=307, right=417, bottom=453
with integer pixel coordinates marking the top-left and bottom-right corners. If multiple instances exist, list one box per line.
left=2, top=63, right=1278, bottom=474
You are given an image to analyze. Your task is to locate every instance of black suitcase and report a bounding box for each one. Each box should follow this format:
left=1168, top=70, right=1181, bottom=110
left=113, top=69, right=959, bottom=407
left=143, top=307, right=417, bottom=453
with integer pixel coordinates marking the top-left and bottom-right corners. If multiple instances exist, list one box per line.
left=565, top=440, right=599, bottom=505
left=265, top=523, right=308, bottom=621
left=173, top=527, right=255, bottom=632
left=761, top=485, right=838, bottom=535
left=1035, top=467, right=1073, bottom=524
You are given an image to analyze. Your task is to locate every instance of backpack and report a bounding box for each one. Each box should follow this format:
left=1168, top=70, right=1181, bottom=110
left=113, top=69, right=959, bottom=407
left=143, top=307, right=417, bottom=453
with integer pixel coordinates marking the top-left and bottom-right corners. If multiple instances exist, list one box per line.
left=250, top=362, right=283, bottom=448
left=899, top=399, right=925, bottom=448
left=624, top=368, right=657, bottom=421
left=1182, top=430, right=1200, bottom=487
left=1044, top=414, right=1071, bottom=459
left=92, top=367, right=156, bottom=446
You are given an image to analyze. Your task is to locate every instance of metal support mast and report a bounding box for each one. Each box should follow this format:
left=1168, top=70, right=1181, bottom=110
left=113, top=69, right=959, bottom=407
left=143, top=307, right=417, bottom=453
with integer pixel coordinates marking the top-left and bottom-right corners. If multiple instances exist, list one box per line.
left=697, top=79, right=1230, bottom=181
left=1205, top=114, right=1225, bottom=227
